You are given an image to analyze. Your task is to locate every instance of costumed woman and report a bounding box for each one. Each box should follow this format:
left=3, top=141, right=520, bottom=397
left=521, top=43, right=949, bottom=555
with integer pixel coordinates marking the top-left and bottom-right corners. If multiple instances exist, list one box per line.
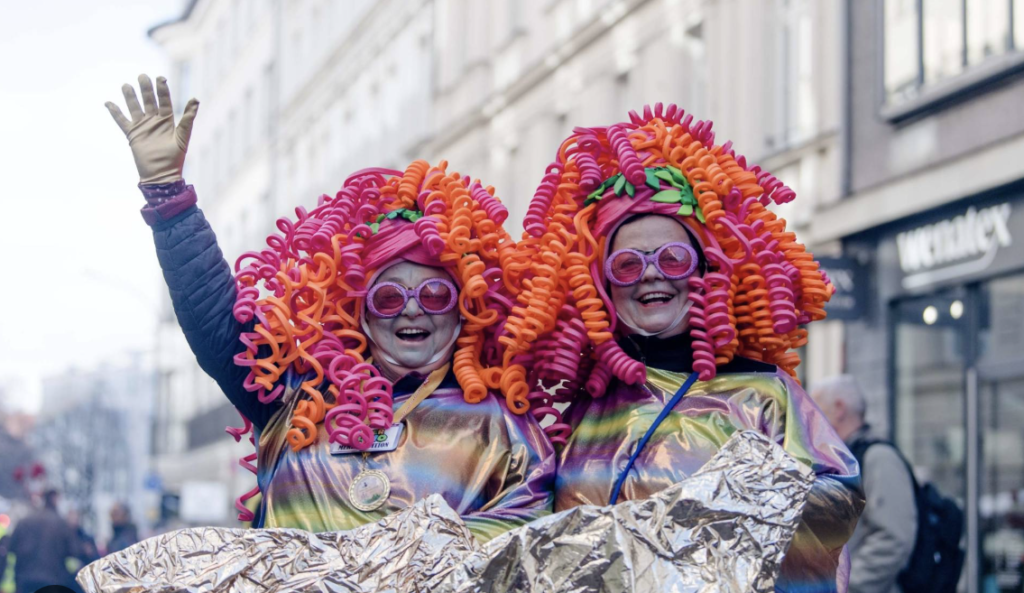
left=104, top=75, right=554, bottom=543
left=499, top=104, right=863, bottom=590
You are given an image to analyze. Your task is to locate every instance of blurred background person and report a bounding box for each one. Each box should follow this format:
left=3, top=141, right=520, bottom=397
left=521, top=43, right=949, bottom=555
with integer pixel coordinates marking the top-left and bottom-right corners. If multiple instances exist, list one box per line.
left=0, top=532, right=10, bottom=591
left=812, top=376, right=916, bottom=593
left=7, top=489, right=78, bottom=593
left=105, top=503, right=138, bottom=556
left=64, top=509, right=98, bottom=593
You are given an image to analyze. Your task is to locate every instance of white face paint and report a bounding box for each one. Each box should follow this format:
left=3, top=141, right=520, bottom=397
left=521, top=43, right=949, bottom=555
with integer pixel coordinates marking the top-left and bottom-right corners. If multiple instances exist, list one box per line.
left=608, top=215, right=700, bottom=338
left=363, top=262, right=461, bottom=381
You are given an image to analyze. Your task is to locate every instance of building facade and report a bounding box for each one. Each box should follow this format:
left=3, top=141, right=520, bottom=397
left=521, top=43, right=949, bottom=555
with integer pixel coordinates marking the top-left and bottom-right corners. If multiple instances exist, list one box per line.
left=147, top=0, right=437, bottom=526
left=423, top=0, right=846, bottom=384
left=148, top=0, right=282, bottom=526
left=815, top=2, right=1024, bottom=592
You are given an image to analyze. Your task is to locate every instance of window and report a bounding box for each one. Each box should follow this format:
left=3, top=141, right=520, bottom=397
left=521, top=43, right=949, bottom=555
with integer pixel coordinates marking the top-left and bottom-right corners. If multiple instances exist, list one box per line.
left=1017, top=0, right=1024, bottom=51
left=780, top=0, right=815, bottom=146
left=884, top=0, right=1020, bottom=109
left=884, top=0, right=920, bottom=103
left=228, top=109, right=238, bottom=172
left=923, top=0, right=964, bottom=85
left=175, top=60, right=192, bottom=116
left=967, top=0, right=1010, bottom=66
left=243, top=88, right=254, bottom=154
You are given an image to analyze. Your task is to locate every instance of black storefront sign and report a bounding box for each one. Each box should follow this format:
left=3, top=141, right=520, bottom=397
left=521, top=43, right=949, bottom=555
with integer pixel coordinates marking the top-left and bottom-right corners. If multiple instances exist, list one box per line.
left=888, top=199, right=1021, bottom=293
left=817, top=256, right=869, bottom=321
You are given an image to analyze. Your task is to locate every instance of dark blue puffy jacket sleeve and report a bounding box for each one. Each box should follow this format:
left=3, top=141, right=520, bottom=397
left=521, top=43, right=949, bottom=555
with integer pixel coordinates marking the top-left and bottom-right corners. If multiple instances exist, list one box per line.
left=147, top=190, right=281, bottom=430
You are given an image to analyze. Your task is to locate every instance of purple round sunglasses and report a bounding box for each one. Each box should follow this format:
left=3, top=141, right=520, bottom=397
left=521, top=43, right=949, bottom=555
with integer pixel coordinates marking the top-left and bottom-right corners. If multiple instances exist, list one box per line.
left=604, top=241, right=700, bottom=287
left=365, top=278, right=459, bottom=318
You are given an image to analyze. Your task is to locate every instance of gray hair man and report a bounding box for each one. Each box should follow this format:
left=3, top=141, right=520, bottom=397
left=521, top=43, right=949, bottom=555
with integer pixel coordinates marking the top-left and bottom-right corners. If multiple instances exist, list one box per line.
left=811, top=376, right=917, bottom=593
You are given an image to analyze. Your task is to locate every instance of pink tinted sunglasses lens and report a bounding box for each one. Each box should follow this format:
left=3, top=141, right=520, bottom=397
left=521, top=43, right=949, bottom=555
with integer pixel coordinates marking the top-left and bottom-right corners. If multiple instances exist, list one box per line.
left=609, top=251, right=645, bottom=284
left=371, top=285, right=407, bottom=315
left=418, top=281, right=453, bottom=313
left=658, top=244, right=694, bottom=277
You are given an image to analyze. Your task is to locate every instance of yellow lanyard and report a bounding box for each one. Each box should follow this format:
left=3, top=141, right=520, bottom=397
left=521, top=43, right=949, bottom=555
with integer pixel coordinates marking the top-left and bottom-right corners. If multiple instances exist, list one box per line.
left=390, top=362, right=451, bottom=425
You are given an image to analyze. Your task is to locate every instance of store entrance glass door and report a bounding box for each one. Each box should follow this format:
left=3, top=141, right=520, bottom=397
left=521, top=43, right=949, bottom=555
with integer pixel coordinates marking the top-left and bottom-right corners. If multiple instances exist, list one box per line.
left=977, top=274, right=1024, bottom=593
left=893, top=274, right=1024, bottom=593
left=893, top=289, right=968, bottom=505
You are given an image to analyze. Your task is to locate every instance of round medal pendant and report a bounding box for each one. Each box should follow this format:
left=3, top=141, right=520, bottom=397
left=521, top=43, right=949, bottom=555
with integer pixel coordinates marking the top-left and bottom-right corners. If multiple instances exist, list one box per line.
left=349, top=469, right=390, bottom=512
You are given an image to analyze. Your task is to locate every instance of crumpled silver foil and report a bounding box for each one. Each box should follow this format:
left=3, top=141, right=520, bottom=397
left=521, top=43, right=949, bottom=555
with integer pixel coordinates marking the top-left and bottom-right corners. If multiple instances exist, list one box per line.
left=79, top=430, right=814, bottom=593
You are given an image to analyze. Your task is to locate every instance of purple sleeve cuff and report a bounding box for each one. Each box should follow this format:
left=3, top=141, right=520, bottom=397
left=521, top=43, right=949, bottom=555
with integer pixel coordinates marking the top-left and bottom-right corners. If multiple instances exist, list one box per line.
left=139, top=179, right=198, bottom=226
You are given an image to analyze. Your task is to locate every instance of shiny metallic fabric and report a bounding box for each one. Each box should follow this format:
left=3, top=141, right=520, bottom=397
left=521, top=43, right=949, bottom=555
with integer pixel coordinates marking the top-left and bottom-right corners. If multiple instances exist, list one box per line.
left=556, top=368, right=865, bottom=591
left=77, top=495, right=477, bottom=593
left=79, top=431, right=813, bottom=593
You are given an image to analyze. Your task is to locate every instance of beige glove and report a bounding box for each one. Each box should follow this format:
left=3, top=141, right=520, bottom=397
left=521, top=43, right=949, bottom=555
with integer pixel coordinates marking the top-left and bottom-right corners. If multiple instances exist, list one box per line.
left=105, top=74, right=199, bottom=185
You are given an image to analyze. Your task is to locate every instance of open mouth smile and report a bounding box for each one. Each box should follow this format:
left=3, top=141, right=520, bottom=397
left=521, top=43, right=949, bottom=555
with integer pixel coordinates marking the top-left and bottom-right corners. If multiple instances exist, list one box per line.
left=637, top=291, right=675, bottom=307
left=395, top=327, right=431, bottom=342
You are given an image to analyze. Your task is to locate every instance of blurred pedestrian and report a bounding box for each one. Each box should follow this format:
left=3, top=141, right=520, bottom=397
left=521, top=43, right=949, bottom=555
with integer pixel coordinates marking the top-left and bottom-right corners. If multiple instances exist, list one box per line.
left=811, top=376, right=916, bottom=593
left=0, top=533, right=10, bottom=587
left=105, top=503, right=137, bottom=556
left=8, top=488, right=78, bottom=593
left=65, top=509, right=98, bottom=593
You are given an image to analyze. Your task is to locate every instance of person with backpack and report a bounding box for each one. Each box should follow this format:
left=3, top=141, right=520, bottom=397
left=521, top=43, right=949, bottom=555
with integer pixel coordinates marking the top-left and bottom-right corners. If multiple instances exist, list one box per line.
left=812, top=375, right=964, bottom=593
left=811, top=376, right=916, bottom=593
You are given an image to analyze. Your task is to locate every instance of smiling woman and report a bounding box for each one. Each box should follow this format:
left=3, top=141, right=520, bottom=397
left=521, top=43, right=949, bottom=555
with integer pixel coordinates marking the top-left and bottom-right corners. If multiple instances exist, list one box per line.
left=606, top=216, right=703, bottom=337
left=104, top=74, right=554, bottom=543
left=363, top=265, right=461, bottom=379
left=501, top=103, right=864, bottom=592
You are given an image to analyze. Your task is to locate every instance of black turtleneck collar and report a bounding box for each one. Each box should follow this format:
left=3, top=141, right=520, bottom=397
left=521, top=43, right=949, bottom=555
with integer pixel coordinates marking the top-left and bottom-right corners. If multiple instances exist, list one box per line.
left=616, top=333, right=778, bottom=374
left=617, top=333, right=696, bottom=372
left=390, top=365, right=461, bottom=396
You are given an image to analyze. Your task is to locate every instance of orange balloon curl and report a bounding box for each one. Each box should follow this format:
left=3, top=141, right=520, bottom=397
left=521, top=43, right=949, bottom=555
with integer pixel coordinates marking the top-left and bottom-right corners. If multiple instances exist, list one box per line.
left=500, top=104, right=834, bottom=442
left=232, top=161, right=526, bottom=454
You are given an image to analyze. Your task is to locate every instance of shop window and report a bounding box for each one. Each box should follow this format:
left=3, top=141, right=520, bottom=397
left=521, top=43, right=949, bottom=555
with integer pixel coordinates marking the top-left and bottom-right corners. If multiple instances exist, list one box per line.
left=883, top=0, right=1021, bottom=116
left=893, top=290, right=967, bottom=502
left=977, top=274, right=1024, bottom=593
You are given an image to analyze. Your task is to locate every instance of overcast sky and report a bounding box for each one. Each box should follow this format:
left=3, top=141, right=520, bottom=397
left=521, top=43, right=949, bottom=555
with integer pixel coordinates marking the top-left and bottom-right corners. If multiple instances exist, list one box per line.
left=0, top=0, right=183, bottom=413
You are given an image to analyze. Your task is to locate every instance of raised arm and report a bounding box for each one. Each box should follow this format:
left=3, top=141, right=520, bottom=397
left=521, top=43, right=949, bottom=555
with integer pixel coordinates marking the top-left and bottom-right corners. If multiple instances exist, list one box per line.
left=106, top=75, right=279, bottom=429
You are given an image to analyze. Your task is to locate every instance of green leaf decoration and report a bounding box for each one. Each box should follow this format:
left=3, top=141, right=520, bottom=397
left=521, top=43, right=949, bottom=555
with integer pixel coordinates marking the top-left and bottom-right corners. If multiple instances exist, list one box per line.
left=368, top=222, right=380, bottom=234
left=669, top=167, right=688, bottom=186
left=404, top=211, right=422, bottom=222
left=677, top=203, right=694, bottom=217
left=651, top=190, right=682, bottom=203
left=375, top=214, right=387, bottom=223
left=695, top=208, right=706, bottom=224
left=613, top=175, right=627, bottom=196
left=679, top=183, right=696, bottom=204
left=645, top=169, right=660, bottom=190
left=625, top=182, right=635, bottom=197
left=654, top=170, right=676, bottom=186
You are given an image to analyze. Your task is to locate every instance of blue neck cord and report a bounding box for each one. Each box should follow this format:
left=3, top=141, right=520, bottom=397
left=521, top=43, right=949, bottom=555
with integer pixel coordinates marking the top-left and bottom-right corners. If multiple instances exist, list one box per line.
left=608, top=371, right=701, bottom=506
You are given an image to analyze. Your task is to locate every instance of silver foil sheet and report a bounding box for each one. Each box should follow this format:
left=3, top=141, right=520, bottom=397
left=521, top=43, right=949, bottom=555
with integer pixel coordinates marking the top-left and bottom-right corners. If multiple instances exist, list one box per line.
left=79, top=430, right=814, bottom=593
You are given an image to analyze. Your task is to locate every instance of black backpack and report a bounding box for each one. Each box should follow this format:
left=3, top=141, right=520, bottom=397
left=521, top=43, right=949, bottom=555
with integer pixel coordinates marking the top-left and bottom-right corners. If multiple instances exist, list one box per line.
left=849, top=438, right=965, bottom=593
